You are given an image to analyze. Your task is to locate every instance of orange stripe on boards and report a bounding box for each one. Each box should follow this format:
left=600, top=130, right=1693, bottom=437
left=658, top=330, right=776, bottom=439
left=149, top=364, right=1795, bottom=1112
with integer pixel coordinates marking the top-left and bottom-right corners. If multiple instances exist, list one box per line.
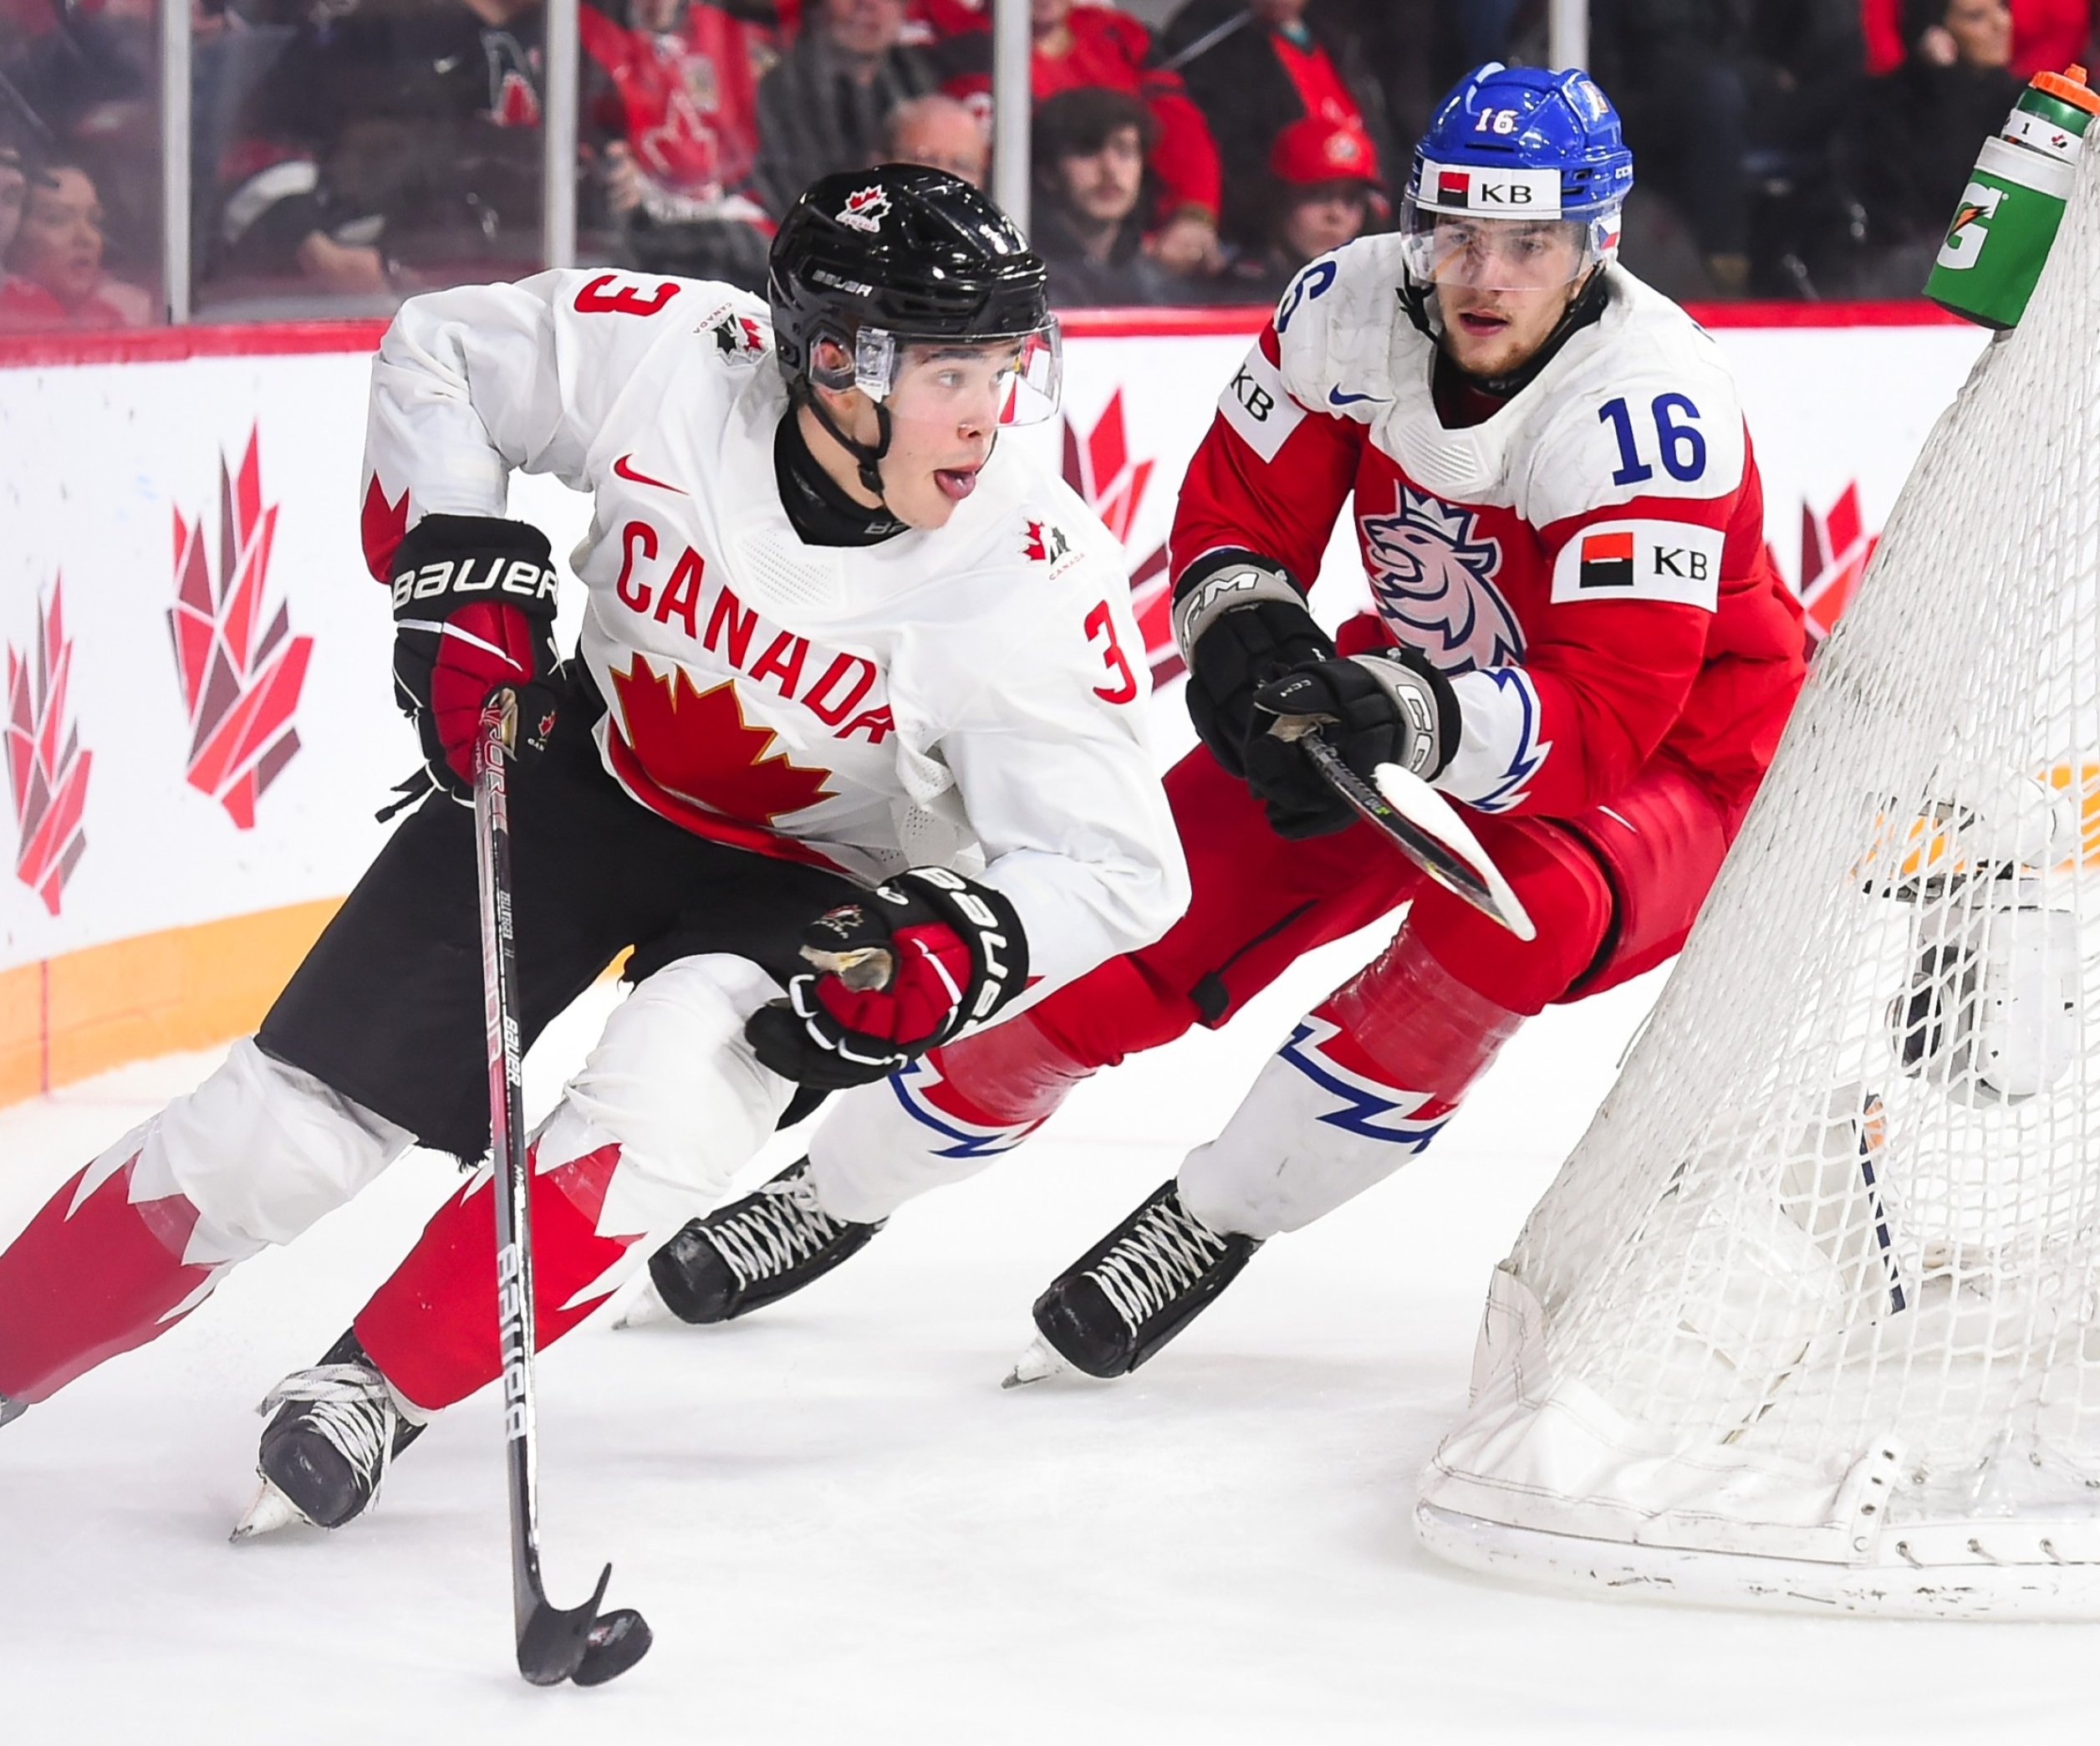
left=0, top=911, right=635, bottom=1110
left=0, top=900, right=343, bottom=1106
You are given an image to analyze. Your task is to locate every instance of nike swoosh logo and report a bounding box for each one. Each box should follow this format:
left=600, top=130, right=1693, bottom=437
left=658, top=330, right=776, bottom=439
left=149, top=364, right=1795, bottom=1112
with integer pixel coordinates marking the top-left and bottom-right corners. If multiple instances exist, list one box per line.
left=1328, top=386, right=1384, bottom=407
left=612, top=454, right=685, bottom=494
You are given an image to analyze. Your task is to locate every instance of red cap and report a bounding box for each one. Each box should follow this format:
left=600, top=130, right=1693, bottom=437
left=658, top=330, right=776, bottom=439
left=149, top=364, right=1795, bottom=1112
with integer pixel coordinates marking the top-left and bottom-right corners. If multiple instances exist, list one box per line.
left=1269, top=116, right=1382, bottom=189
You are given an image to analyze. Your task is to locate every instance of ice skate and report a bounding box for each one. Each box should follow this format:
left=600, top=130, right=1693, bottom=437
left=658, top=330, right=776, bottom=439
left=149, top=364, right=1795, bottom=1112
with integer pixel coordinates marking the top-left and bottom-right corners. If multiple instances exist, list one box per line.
left=0, top=1390, right=24, bottom=1430
left=232, top=1334, right=425, bottom=1539
left=624, top=1158, right=885, bottom=1327
left=1027, top=1181, right=1262, bottom=1379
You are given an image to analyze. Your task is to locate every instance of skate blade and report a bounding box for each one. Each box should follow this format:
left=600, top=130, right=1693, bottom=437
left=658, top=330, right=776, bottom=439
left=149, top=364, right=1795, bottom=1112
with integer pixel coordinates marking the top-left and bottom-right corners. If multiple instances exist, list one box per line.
left=229, top=1475, right=309, bottom=1542
left=611, top=1279, right=672, bottom=1330
left=1001, top=1335, right=1071, bottom=1389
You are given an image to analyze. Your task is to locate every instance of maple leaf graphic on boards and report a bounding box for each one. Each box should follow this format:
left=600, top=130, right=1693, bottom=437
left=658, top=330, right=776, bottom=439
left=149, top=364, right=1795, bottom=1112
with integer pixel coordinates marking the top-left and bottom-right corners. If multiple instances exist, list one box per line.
left=169, top=429, right=314, bottom=830
left=1797, top=482, right=1878, bottom=646
left=611, top=657, right=836, bottom=825
left=5, top=576, right=93, bottom=916
left=1062, top=390, right=1177, bottom=683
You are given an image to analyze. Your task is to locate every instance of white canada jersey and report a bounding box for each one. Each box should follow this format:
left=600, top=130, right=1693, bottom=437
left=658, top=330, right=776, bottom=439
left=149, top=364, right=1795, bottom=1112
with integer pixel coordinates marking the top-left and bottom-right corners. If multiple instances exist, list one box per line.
left=361, top=269, right=1187, bottom=993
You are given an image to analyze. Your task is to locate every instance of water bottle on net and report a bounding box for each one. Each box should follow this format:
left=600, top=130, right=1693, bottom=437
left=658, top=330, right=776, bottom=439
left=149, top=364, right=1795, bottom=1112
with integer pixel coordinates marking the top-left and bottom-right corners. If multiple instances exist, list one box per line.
left=1926, top=64, right=2100, bottom=329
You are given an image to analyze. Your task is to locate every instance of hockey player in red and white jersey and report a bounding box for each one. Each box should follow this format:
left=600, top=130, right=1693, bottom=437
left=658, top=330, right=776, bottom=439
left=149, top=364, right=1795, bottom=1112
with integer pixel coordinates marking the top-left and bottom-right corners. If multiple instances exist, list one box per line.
left=0, top=168, right=1186, bottom=1521
left=624, top=64, right=1810, bottom=1380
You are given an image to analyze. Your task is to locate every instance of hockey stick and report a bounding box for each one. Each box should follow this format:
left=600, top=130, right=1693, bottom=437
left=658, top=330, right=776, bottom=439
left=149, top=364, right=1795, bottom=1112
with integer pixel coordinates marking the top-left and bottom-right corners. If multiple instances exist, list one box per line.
left=1278, top=724, right=1536, bottom=941
left=473, top=695, right=652, bottom=1688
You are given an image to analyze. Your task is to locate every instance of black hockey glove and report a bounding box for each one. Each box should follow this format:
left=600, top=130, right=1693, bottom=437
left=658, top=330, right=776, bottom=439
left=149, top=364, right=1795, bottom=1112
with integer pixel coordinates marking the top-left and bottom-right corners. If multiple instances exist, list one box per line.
left=1174, top=551, right=1333, bottom=778
left=1244, top=651, right=1459, bottom=840
left=389, top=514, right=563, bottom=802
left=746, top=868, right=1030, bottom=1092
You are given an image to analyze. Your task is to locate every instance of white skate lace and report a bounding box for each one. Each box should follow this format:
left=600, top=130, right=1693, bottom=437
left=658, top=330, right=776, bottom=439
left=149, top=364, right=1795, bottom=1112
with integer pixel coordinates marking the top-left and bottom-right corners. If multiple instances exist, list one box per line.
left=701, top=1170, right=852, bottom=1288
left=1085, top=1196, right=1231, bottom=1332
left=257, top=1363, right=401, bottom=1504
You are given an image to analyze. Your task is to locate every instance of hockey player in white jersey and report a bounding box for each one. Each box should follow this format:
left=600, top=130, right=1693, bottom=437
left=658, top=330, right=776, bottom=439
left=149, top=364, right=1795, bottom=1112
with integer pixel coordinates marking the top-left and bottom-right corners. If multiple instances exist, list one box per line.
left=0, top=167, right=1186, bottom=1529
left=623, top=67, right=1808, bottom=1378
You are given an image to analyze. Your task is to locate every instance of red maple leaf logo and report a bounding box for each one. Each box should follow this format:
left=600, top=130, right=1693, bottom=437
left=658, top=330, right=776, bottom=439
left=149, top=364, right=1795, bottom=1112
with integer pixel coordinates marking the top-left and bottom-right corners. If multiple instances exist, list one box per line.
left=1797, top=481, right=1878, bottom=646
left=609, top=656, right=835, bottom=827
left=1063, top=390, right=1175, bottom=683
left=169, top=428, right=314, bottom=830
left=5, top=576, right=92, bottom=916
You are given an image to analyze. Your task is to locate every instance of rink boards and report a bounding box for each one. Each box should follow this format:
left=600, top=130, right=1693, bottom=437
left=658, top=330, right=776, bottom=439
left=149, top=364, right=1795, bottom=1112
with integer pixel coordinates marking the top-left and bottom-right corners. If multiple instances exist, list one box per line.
left=0, top=303, right=1989, bottom=1102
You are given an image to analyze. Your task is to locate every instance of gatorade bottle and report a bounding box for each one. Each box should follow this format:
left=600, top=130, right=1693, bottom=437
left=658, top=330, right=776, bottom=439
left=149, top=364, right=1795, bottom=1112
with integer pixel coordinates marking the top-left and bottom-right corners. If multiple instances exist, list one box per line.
left=1926, top=65, right=2100, bottom=329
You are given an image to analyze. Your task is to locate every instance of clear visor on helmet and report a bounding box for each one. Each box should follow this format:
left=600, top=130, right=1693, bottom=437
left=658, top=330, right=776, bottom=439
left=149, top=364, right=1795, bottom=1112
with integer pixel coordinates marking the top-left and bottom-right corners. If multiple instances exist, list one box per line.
left=851, top=319, right=1063, bottom=429
left=1399, top=202, right=1606, bottom=293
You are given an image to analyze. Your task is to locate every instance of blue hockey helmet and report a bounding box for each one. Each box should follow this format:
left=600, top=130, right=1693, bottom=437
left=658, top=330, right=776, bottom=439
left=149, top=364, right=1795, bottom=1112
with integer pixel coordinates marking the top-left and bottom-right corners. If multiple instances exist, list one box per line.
left=1401, top=64, right=1634, bottom=291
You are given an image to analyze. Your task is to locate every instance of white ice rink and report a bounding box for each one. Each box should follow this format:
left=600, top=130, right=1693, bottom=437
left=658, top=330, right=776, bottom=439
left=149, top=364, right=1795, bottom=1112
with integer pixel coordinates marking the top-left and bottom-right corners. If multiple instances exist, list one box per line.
left=4, top=931, right=2094, bottom=1744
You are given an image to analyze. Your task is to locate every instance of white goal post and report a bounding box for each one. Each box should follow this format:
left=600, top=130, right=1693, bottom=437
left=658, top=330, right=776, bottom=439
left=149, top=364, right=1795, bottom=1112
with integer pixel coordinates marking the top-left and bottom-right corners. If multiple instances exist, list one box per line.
left=1414, top=141, right=2100, bottom=1619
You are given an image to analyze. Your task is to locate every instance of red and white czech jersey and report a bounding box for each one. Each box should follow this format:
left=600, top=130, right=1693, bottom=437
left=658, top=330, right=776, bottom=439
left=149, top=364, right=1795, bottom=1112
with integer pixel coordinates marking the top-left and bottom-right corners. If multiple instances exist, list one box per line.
left=1175, top=235, right=1805, bottom=821
left=361, top=269, right=1187, bottom=994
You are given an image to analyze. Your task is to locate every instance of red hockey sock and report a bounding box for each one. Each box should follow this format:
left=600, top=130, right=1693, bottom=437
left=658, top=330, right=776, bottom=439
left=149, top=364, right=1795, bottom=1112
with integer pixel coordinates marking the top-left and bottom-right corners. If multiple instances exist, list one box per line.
left=354, top=1141, right=644, bottom=1412
left=0, top=1151, right=224, bottom=1404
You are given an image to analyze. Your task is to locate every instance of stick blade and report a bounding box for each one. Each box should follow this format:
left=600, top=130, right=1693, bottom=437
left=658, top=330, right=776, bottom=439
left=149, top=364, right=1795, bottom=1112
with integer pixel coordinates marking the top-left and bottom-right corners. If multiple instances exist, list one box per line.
left=1367, top=759, right=1536, bottom=941
left=516, top=1563, right=614, bottom=1686
left=1297, top=734, right=1535, bottom=939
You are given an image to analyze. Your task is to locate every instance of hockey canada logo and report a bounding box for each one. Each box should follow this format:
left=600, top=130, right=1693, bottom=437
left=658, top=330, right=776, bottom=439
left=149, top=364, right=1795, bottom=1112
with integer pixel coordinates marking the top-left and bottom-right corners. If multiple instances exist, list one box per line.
left=1797, top=482, right=1878, bottom=645
left=1362, top=482, right=1523, bottom=672
left=1060, top=390, right=1176, bottom=682
left=170, top=429, right=314, bottom=830
left=712, top=313, right=767, bottom=358
left=6, top=576, right=92, bottom=916
left=1022, top=519, right=1069, bottom=565
left=838, top=186, right=891, bottom=232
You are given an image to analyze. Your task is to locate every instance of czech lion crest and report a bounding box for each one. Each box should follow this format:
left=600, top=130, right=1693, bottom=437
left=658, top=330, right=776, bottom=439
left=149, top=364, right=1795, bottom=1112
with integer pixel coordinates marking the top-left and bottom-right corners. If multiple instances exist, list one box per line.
left=1361, top=483, right=1523, bottom=673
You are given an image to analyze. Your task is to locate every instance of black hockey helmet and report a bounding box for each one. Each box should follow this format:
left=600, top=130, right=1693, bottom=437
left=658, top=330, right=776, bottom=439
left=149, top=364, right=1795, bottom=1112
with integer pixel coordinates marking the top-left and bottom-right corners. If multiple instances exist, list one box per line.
left=768, top=165, right=1058, bottom=493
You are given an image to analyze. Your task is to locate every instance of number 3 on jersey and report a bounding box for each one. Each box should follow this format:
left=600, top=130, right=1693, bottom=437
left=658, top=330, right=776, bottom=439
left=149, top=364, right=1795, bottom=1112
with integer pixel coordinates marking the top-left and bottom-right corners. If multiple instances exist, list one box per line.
left=1085, top=601, right=1138, bottom=704
left=575, top=274, right=680, bottom=318
left=1598, top=394, right=1705, bottom=486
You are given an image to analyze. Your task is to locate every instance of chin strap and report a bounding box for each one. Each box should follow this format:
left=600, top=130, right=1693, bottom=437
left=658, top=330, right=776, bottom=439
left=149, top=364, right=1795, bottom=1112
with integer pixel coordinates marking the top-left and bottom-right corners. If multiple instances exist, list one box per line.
left=801, top=385, right=894, bottom=501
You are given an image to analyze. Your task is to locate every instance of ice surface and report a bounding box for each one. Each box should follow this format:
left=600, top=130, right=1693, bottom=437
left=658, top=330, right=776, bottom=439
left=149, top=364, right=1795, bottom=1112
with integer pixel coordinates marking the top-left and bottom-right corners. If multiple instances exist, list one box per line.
left=3, top=933, right=2087, bottom=1744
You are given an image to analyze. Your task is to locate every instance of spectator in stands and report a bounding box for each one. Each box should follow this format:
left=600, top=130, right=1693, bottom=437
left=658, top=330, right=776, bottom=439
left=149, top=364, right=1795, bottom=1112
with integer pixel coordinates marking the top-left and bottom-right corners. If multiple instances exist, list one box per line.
left=1863, top=0, right=2090, bottom=78
left=0, top=156, right=150, bottom=327
left=1031, top=85, right=1186, bottom=307
left=883, top=92, right=987, bottom=186
left=1833, top=0, right=2023, bottom=293
left=1157, top=0, right=1392, bottom=253
left=213, top=0, right=613, bottom=299
left=588, top=0, right=776, bottom=291
left=1210, top=113, right=1379, bottom=303
left=0, top=143, right=25, bottom=273
left=934, top=2, right=1222, bottom=271
left=752, top=0, right=944, bottom=215
left=1591, top=1, right=1863, bottom=297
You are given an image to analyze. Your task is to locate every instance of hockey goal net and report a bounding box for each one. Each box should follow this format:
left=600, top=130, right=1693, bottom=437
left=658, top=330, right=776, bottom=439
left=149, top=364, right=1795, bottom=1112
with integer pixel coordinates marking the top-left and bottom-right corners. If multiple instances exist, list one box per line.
left=1414, top=148, right=2100, bottom=1618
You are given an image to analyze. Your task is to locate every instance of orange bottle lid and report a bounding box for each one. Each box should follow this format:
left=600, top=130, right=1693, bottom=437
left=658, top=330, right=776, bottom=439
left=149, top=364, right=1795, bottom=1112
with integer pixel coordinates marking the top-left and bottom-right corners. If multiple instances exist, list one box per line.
left=2033, top=65, right=2100, bottom=114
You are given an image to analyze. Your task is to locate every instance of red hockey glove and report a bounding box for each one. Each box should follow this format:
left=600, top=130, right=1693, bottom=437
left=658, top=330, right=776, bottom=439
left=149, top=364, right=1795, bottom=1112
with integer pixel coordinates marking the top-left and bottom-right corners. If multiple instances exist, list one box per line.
left=746, top=869, right=1030, bottom=1091
left=389, top=515, right=562, bottom=801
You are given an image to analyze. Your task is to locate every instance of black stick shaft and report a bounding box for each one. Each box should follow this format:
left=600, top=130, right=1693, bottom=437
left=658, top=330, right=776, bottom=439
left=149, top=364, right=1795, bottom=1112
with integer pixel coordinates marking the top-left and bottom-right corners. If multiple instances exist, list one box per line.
left=473, top=698, right=551, bottom=1648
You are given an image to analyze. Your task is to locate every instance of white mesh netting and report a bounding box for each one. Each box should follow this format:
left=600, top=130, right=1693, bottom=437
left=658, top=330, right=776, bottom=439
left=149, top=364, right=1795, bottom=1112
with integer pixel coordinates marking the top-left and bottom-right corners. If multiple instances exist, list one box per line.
left=1414, top=144, right=2100, bottom=1617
